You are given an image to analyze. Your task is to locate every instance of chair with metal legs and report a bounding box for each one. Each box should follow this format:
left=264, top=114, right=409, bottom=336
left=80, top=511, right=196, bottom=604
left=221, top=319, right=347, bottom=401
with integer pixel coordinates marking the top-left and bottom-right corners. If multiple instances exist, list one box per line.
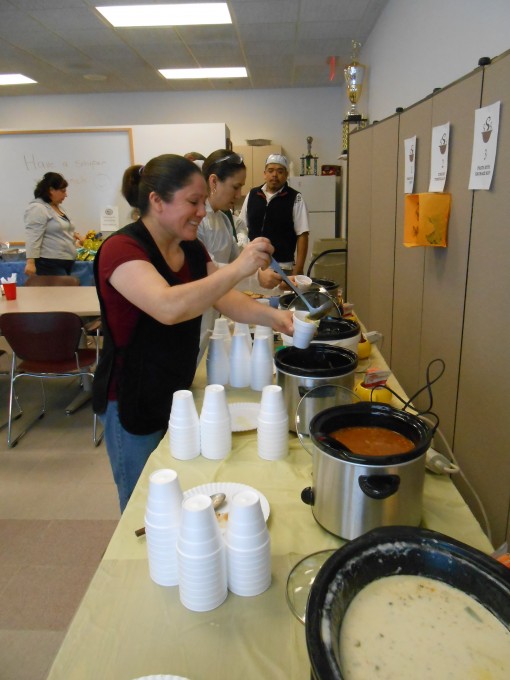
left=0, top=348, right=21, bottom=430
left=0, top=312, right=101, bottom=448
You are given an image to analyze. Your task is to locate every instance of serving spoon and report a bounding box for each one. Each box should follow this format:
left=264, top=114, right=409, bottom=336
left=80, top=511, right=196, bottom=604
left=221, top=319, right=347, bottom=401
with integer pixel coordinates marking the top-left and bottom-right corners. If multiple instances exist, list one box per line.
left=134, top=492, right=227, bottom=537
left=270, top=257, right=335, bottom=320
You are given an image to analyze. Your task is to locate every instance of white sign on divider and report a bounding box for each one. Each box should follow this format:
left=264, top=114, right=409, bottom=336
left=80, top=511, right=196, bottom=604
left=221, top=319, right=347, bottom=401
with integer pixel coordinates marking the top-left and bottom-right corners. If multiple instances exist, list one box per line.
left=468, top=101, right=501, bottom=190
left=404, top=136, right=416, bottom=194
left=429, top=122, right=450, bottom=192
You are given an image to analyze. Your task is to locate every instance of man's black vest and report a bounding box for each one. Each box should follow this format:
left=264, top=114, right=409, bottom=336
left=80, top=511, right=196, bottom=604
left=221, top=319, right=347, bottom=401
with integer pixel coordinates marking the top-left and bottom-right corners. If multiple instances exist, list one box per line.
left=92, top=220, right=208, bottom=435
left=246, top=183, right=298, bottom=262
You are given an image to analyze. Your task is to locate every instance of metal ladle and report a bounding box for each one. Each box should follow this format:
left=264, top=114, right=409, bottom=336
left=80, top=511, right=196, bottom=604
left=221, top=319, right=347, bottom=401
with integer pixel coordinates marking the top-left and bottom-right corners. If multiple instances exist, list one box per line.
left=134, top=492, right=227, bottom=537
left=270, top=257, right=335, bottom=320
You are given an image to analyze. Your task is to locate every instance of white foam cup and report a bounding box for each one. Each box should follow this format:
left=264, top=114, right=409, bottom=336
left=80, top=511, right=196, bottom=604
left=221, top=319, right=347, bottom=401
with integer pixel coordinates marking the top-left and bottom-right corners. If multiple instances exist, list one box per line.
left=257, top=422, right=289, bottom=460
left=295, top=275, right=313, bottom=292
left=292, top=310, right=317, bottom=349
left=259, top=384, right=287, bottom=418
left=206, top=334, right=229, bottom=386
left=229, top=333, right=251, bottom=387
left=228, top=490, right=267, bottom=532
left=146, top=469, right=183, bottom=515
left=250, top=336, right=274, bottom=391
left=199, top=419, right=232, bottom=460
left=225, top=527, right=269, bottom=551
left=178, top=494, right=221, bottom=541
left=169, top=390, right=199, bottom=426
left=200, top=384, right=230, bottom=419
left=169, top=422, right=200, bottom=461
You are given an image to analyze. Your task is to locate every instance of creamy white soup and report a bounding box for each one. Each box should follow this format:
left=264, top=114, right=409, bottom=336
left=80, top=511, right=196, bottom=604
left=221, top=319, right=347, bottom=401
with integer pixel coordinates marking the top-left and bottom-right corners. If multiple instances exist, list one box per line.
left=339, top=574, right=510, bottom=680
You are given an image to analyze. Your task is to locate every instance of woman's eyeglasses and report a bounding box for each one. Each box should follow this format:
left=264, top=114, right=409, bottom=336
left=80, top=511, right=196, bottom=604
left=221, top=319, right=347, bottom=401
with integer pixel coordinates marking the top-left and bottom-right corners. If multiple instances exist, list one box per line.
left=212, top=152, right=244, bottom=165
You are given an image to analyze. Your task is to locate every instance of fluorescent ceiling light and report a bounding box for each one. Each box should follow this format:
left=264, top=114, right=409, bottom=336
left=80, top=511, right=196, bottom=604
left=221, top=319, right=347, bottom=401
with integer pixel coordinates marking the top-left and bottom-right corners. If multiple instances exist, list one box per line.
left=96, top=3, right=231, bottom=27
left=0, top=73, right=37, bottom=85
left=159, top=67, right=247, bottom=79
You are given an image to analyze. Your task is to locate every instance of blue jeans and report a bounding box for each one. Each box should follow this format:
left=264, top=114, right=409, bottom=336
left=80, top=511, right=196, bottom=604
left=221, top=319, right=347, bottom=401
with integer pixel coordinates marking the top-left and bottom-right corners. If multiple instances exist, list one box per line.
left=101, top=401, right=165, bottom=513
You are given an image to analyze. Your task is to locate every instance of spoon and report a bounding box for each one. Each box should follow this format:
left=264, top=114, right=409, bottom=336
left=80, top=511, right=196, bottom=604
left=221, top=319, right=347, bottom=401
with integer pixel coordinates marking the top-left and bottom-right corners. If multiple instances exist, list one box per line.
left=270, top=257, right=335, bottom=320
left=134, top=492, right=227, bottom=537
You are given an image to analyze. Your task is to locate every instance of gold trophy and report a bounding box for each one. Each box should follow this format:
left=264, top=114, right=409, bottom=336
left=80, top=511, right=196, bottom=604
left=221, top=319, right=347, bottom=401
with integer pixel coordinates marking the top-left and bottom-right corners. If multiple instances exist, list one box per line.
left=342, top=41, right=368, bottom=155
left=300, top=136, right=318, bottom=176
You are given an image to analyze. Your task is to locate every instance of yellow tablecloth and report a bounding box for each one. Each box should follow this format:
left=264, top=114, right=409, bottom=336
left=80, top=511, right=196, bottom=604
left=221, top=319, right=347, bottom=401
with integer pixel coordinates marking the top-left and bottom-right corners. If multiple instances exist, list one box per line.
left=47, top=348, right=492, bottom=680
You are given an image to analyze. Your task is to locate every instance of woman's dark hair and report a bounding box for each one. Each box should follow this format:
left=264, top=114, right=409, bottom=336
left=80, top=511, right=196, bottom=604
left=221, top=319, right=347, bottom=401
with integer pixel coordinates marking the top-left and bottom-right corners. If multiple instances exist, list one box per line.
left=202, top=149, right=246, bottom=183
left=33, top=172, right=68, bottom=202
left=121, top=154, right=202, bottom=215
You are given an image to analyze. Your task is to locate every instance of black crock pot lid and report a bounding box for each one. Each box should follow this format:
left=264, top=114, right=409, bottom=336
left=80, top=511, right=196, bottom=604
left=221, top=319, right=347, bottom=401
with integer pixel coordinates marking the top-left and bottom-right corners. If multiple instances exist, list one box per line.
left=311, top=277, right=337, bottom=290
left=316, top=317, right=359, bottom=340
left=305, top=526, right=510, bottom=680
left=309, top=402, right=431, bottom=465
left=274, top=344, right=358, bottom=377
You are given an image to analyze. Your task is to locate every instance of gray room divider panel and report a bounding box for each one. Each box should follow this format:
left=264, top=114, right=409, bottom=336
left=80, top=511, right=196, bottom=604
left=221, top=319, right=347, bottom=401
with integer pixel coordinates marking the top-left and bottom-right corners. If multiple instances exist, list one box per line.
left=346, top=126, right=373, bottom=323
left=392, top=99, right=432, bottom=399
left=367, top=116, right=399, bottom=365
left=347, top=49, right=510, bottom=545
left=416, top=68, right=483, bottom=442
left=455, top=51, right=510, bottom=546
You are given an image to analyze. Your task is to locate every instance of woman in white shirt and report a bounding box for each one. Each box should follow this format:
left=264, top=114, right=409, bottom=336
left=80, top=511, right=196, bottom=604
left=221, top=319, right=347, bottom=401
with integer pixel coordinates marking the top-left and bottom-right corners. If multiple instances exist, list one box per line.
left=197, top=150, right=281, bottom=358
left=24, top=172, right=83, bottom=277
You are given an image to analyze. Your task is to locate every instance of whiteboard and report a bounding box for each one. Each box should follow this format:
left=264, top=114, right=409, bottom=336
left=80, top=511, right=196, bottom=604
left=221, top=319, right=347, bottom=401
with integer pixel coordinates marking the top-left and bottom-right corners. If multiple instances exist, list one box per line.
left=0, top=128, right=133, bottom=242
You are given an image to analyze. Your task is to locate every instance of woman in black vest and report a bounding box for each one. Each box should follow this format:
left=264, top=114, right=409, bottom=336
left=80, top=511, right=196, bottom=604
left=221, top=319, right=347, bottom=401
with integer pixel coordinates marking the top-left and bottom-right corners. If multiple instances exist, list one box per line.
left=93, top=154, right=294, bottom=511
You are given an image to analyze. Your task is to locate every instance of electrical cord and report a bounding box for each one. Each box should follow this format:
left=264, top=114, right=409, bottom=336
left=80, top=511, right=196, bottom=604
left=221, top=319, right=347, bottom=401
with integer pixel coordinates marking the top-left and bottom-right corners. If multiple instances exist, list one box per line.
left=362, top=357, right=492, bottom=544
left=421, top=416, right=493, bottom=547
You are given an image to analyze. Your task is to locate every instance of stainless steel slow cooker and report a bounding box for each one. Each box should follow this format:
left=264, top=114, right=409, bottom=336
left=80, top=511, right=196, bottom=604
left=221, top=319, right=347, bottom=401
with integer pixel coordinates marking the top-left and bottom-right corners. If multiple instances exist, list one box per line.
left=305, top=526, right=510, bottom=680
left=302, top=403, right=432, bottom=539
left=279, top=291, right=342, bottom=318
left=274, top=345, right=358, bottom=433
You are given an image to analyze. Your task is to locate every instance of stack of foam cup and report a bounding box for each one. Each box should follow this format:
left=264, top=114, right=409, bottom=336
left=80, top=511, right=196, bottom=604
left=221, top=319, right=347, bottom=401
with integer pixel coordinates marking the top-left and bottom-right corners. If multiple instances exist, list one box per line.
left=250, top=335, right=274, bottom=391
left=200, top=384, right=232, bottom=459
left=225, top=489, right=271, bottom=597
left=145, top=469, right=183, bottom=586
left=206, top=333, right=229, bottom=386
left=229, top=332, right=251, bottom=388
left=234, top=322, right=252, bottom=352
left=254, top=324, right=274, bottom=355
left=213, top=316, right=231, bottom=355
left=257, top=384, right=289, bottom=460
left=177, top=494, right=227, bottom=611
left=168, top=390, right=200, bottom=461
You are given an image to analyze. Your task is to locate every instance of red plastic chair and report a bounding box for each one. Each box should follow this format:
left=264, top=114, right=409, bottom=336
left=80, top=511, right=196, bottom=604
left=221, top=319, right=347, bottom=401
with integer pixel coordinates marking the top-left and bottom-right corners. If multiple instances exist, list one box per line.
left=0, top=312, right=102, bottom=448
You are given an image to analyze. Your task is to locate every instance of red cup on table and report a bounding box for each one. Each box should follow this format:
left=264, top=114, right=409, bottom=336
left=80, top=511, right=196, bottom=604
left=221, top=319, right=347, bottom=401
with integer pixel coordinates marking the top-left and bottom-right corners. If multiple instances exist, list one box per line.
left=3, top=282, right=16, bottom=300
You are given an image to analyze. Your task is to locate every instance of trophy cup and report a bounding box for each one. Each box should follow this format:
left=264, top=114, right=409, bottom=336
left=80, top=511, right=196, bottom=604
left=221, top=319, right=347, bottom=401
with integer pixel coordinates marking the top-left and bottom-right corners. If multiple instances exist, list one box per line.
left=342, top=41, right=368, bottom=155
left=300, top=136, right=318, bottom=176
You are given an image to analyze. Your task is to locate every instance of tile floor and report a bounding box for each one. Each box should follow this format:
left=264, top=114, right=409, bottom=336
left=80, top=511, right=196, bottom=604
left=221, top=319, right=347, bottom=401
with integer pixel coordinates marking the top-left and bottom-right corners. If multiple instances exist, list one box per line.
left=0, top=354, right=120, bottom=680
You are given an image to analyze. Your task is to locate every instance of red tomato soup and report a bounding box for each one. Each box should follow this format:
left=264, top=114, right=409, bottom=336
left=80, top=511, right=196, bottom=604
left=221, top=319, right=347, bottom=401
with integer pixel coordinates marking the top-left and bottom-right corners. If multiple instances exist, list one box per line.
left=329, top=426, right=414, bottom=456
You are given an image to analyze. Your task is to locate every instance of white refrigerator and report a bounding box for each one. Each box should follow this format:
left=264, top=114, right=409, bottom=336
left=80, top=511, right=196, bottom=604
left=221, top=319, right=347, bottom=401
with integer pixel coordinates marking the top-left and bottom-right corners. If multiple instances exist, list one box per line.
left=288, top=174, right=342, bottom=272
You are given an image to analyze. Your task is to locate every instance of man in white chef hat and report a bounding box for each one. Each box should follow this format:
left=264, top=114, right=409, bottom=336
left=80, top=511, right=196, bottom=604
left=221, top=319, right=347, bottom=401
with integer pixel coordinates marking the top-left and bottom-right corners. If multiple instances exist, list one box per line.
left=239, top=153, right=309, bottom=277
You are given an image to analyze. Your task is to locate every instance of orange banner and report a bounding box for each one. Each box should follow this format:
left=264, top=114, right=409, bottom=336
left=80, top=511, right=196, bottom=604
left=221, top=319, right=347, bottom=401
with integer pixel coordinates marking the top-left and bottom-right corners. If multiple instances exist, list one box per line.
left=404, top=193, right=451, bottom=247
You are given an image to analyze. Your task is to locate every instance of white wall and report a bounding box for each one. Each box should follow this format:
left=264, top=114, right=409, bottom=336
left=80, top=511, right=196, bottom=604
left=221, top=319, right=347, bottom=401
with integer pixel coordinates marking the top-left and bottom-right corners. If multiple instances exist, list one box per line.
left=363, top=0, right=510, bottom=121
left=0, top=87, right=345, bottom=177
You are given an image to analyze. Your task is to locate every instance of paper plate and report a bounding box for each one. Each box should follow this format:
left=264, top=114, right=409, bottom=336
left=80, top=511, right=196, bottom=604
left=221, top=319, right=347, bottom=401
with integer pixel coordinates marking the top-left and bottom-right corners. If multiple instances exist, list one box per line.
left=228, top=402, right=260, bottom=431
left=183, top=482, right=270, bottom=527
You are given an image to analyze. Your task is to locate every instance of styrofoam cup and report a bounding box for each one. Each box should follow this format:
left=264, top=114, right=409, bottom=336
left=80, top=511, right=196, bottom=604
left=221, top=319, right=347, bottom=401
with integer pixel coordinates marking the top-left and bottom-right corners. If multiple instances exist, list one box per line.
left=169, top=389, right=199, bottom=425
left=169, top=422, right=200, bottom=460
left=146, top=469, right=183, bottom=515
left=228, top=490, right=267, bottom=532
left=206, top=334, right=229, bottom=386
left=292, top=310, right=317, bottom=349
left=229, top=333, right=251, bottom=387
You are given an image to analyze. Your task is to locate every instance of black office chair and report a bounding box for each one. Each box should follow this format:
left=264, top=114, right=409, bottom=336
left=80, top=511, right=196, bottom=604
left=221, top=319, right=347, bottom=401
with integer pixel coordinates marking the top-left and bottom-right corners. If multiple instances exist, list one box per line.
left=1, top=312, right=102, bottom=448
